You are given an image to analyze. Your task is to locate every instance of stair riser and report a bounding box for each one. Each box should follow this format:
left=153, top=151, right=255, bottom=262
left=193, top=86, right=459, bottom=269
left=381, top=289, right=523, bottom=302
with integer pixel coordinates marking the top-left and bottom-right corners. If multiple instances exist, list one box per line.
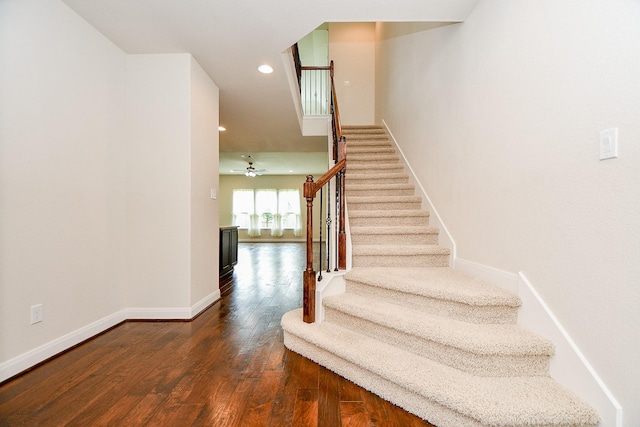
left=347, top=188, right=415, bottom=197
left=348, top=147, right=396, bottom=155
left=345, top=280, right=518, bottom=324
left=346, top=135, right=389, bottom=141
left=342, top=128, right=386, bottom=134
left=349, top=201, right=422, bottom=211
left=351, top=233, right=439, bottom=246
left=349, top=216, right=429, bottom=227
left=324, top=309, right=549, bottom=377
left=346, top=142, right=394, bottom=149
left=348, top=167, right=405, bottom=175
left=352, top=253, right=449, bottom=268
left=349, top=155, right=400, bottom=163
left=346, top=176, right=409, bottom=185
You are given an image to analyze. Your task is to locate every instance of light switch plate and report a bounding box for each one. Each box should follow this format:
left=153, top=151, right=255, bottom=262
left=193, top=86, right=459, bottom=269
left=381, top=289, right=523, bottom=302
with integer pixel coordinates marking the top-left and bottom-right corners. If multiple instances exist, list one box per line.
left=599, top=128, right=618, bottom=160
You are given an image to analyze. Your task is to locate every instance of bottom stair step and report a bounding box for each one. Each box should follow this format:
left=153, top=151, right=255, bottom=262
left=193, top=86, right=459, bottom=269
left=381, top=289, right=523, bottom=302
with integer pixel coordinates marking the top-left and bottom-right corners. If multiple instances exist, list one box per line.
left=282, top=309, right=600, bottom=427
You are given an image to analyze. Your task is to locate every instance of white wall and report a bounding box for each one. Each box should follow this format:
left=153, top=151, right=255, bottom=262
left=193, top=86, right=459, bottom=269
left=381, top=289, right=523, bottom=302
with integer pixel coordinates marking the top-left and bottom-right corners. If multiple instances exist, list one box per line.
left=0, top=0, right=221, bottom=380
left=298, top=29, right=329, bottom=66
left=126, top=54, right=192, bottom=309
left=375, top=1, right=640, bottom=425
left=189, top=58, right=220, bottom=306
left=329, top=23, right=376, bottom=125
left=0, top=0, right=128, bottom=362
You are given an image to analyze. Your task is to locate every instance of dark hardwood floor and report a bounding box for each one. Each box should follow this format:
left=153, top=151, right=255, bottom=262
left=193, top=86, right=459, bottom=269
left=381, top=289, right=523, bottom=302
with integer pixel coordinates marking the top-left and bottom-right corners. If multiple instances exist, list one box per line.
left=0, top=243, right=434, bottom=427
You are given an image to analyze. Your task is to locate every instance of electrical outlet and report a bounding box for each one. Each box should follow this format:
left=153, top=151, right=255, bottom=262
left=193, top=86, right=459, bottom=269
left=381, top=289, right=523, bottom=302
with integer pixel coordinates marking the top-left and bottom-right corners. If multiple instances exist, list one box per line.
left=31, top=304, right=43, bottom=324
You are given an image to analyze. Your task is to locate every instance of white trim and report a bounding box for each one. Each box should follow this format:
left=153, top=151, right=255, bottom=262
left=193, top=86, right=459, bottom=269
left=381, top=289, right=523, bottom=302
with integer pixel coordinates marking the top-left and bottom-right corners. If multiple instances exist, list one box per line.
left=281, top=49, right=304, bottom=131
left=315, top=271, right=347, bottom=323
left=518, top=272, right=622, bottom=427
left=0, top=309, right=127, bottom=383
left=0, top=291, right=222, bottom=383
left=125, top=307, right=192, bottom=320
left=381, top=120, right=456, bottom=261
left=448, top=257, right=622, bottom=427
left=454, top=257, right=518, bottom=293
left=190, top=290, right=221, bottom=318
left=379, top=120, right=619, bottom=425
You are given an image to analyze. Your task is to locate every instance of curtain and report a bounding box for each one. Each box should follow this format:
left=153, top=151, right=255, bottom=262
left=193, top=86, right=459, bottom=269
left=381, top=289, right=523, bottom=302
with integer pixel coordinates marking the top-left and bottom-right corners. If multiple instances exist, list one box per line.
left=232, top=189, right=253, bottom=229
left=232, top=188, right=301, bottom=238
left=271, top=214, right=283, bottom=237
left=248, top=214, right=260, bottom=237
left=279, top=189, right=302, bottom=237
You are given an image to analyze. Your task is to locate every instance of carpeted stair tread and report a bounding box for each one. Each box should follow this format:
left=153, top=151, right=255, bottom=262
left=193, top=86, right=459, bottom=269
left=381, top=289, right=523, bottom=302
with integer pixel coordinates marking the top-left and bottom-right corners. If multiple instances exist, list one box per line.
left=353, top=245, right=450, bottom=256
left=348, top=163, right=403, bottom=173
left=345, top=171, right=409, bottom=182
left=346, top=139, right=393, bottom=146
left=344, top=134, right=390, bottom=141
left=346, top=182, right=414, bottom=191
left=350, top=225, right=437, bottom=236
left=346, top=267, right=521, bottom=308
left=323, top=293, right=553, bottom=357
left=343, top=125, right=385, bottom=130
left=349, top=209, right=429, bottom=219
left=348, top=146, right=396, bottom=154
left=347, top=195, right=421, bottom=204
left=282, top=310, right=600, bottom=427
left=349, top=153, right=400, bottom=162
left=346, top=183, right=415, bottom=197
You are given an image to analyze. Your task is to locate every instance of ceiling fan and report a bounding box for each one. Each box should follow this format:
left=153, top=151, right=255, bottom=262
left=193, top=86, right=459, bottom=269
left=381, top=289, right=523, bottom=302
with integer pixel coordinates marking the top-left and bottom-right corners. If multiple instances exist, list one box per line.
left=231, top=162, right=266, bottom=177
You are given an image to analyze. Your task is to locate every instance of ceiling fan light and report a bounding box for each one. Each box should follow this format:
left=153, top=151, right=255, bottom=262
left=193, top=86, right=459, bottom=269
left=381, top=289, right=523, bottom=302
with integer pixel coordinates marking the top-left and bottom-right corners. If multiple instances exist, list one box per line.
left=245, top=170, right=257, bottom=177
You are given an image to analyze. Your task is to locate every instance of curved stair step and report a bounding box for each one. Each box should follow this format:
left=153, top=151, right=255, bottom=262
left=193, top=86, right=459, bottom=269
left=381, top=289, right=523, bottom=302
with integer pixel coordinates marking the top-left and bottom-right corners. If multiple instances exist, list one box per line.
left=282, top=309, right=600, bottom=427
left=345, top=267, right=520, bottom=324
left=323, top=293, right=553, bottom=377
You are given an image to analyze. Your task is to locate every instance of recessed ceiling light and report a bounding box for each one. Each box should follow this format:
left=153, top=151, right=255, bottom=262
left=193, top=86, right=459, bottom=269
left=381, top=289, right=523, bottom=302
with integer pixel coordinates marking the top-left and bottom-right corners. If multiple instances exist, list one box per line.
left=258, top=64, right=273, bottom=74
left=218, top=126, right=226, bottom=131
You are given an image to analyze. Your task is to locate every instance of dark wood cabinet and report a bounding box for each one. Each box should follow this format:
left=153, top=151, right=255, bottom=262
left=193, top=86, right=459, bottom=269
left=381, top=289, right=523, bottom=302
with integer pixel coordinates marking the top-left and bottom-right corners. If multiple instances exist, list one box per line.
left=220, top=226, right=238, bottom=279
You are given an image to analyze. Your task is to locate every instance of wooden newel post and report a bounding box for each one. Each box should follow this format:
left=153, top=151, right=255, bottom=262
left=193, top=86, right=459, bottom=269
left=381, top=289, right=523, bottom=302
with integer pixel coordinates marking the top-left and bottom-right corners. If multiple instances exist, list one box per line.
left=303, top=175, right=316, bottom=323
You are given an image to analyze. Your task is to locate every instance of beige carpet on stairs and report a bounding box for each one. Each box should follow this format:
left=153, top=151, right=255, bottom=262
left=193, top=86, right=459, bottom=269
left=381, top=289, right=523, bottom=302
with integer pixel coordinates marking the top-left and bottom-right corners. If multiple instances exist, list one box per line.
left=281, top=125, right=600, bottom=427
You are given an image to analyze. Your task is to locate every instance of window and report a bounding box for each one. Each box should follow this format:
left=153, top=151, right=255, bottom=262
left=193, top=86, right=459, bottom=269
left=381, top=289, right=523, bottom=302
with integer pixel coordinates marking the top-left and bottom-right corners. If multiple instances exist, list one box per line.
left=232, top=189, right=302, bottom=237
left=232, top=189, right=254, bottom=229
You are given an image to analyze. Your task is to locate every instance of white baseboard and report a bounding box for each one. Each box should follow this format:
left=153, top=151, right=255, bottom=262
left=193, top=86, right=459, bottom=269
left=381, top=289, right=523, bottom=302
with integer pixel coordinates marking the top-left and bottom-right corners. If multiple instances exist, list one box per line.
left=191, top=290, right=221, bottom=318
left=0, top=290, right=221, bottom=383
left=315, top=271, right=347, bottom=323
left=454, top=257, right=519, bottom=293
left=379, top=119, right=619, bottom=426
left=517, top=272, right=622, bottom=427
left=450, top=259, right=622, bottom=427
left=0, top=309, right=127, bottom=383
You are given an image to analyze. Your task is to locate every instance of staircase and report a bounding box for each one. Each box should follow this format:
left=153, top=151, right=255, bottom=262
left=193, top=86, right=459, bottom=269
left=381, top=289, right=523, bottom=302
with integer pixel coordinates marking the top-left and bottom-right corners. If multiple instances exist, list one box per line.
left=282, top=125, right=600, bottom=427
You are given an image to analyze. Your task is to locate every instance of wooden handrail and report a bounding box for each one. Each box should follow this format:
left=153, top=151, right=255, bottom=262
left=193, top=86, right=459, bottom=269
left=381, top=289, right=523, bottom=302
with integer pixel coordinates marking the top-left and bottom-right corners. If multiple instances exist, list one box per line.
left=294, top=53, right=347, bottom=324
left=305, top=159, right=345, bottom=197
left=330, top=61, right=343, bottom=145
